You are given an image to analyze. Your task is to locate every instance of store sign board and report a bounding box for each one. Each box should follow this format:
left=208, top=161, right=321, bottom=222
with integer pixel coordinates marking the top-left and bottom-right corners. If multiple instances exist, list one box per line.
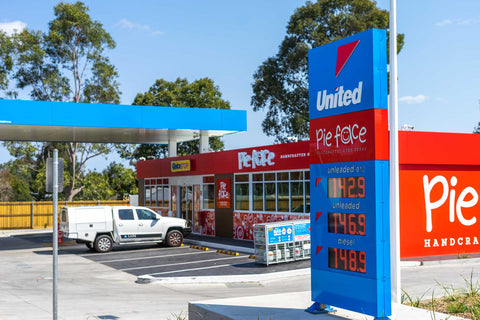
left=308, top=29, right=390, bottom=318
left=216, top=178, right=231, bottom=209
left=309, top=108, right=388, bottom=164
left=171, top=160, right=191, bottom=172
left=400, top=169, right=480, bottom=258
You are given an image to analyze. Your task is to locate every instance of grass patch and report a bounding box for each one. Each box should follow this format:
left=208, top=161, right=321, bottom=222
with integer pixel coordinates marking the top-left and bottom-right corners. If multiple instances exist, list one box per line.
left=403, top=271, right=480, bottom=320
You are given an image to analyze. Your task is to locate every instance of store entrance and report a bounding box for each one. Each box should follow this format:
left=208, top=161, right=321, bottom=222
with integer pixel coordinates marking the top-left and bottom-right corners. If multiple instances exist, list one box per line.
left=179, top=186, right=193, bottom=221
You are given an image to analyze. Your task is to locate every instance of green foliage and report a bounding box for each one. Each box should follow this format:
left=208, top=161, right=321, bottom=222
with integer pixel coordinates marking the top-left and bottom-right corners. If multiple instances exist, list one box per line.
left=402, top=288, right=427, bottom=308
left=435, top=280, right=460, bottom=302
left=446, top=301, right=468, bottom=314
left=251, top=0, right=405, bottom=142
left=464, top=271, right=480, bottom=298
left=78, top=162, right=137, bottom=200
left=103, top=162, right=138, bottom=197
left=120, top=78, right=231, bottom=160
left=0, top=31, right=14, bottom=93
left=0, top=162, right=34, bottom=201
left=0, top=2, right=120, bottom=201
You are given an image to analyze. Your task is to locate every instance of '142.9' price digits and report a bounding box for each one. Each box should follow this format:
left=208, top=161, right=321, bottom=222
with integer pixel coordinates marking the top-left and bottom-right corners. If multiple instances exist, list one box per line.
left=328, top=176, right=365, bottom=198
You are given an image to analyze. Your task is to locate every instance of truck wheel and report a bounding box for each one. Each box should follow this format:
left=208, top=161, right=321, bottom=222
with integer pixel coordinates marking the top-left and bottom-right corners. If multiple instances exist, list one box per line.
left=94, top=235, right=113, bottom=253
left=166, top=230, right=183, bottom=247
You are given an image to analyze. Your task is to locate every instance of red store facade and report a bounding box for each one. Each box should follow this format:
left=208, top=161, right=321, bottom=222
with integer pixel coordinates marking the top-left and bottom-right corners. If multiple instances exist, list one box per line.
left=137, top=131, right=480, bottom=258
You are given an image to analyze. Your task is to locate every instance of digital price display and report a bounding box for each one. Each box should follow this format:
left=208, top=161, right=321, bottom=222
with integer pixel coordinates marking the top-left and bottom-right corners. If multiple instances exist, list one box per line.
left=328, top=212, right=365, bottom=236
left=328, top=248, right=366, bottom=273
left=328, top=177, right=365, bottom=198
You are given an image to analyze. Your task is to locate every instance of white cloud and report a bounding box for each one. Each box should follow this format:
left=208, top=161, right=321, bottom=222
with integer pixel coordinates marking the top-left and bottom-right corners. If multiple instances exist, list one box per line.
left=399, top=94, right=429, bottom=105
left=436, top=17, right=480, bottom=27
left=0, top=21, right=27, bottom=36
left=116, top=19, right=163, bottom=36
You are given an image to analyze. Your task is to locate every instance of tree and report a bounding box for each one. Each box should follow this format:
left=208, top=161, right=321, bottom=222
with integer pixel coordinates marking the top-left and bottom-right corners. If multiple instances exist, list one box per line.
left=78, top=162, right=137, bottom=200
left=0, top=2, right=121, bottom=200
left=0, top=158, right=34, bottom=201
left=119, top=78, right=231, bottom=160
left=251, top=0, right=405, bottom=142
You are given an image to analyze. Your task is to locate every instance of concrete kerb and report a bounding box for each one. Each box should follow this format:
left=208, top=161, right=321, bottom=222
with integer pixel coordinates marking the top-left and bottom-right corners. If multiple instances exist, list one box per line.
left=0, top=228, right=52, bottom=238
left=137, top=268, right=310, bottom=284
left=184, top=238, right=254, bottom=255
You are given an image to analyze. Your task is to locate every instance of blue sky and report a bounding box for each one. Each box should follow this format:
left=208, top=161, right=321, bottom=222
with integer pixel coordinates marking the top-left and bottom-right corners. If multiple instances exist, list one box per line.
left=1, top=0, right=480, bottom=170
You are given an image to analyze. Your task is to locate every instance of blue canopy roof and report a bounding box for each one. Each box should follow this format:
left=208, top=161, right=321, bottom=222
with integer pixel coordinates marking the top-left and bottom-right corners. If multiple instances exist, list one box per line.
left=0, top=99, right=247, bottom=144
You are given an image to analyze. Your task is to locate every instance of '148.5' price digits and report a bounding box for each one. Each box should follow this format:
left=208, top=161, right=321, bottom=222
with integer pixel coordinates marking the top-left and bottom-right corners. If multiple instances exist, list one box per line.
left=328, top=248, right=366, bottom=273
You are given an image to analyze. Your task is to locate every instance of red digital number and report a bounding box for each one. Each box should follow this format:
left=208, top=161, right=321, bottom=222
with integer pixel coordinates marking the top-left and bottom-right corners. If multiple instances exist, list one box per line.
left=338, top=213, right=346, bottom=234
left=358, top=176, right=365, bottom=197
left=338, top=178, right=346, bottom=198
left=349, top=250, right=357, bottom=272
left=348, top=177, right=355, bottom=198
left=329, top=248, right=367, bottom=273
left=348, top=214, right=356, bottom=235
left=358, top=251, right=366, bottom=273
left=358, top=214, right=366, bottom=235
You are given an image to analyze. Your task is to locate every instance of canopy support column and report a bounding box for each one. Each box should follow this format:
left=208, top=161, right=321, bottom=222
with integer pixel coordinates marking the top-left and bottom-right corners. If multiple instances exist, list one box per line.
left=199, top=130, right=210, bottom=154
left=168, top=130, right=177, bottom=157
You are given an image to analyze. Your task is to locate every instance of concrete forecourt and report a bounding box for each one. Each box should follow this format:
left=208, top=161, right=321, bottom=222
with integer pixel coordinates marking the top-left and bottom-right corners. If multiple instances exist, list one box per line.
left=0, top=229, right=475, bottom=320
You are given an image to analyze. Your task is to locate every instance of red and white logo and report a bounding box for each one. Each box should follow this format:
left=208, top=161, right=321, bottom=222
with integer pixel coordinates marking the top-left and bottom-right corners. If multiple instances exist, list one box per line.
left=316, top=40, right=362, bottom=112
left=335, top=40, right=360, bottom=77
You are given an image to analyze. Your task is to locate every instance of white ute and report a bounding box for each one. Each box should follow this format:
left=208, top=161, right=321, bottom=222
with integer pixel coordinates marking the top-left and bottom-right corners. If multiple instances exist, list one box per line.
left=60, top=206, right=191, bottom=253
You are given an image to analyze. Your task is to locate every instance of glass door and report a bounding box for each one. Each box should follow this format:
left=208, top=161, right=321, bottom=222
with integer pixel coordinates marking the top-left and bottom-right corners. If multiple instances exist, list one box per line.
left=180, top=186, right=193, bottom=221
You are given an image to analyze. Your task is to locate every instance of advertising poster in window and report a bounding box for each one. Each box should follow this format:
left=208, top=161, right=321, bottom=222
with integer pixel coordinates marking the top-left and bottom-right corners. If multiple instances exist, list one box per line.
left=216, top=178, right=231, bottom=208
left=171, top=186, right=177, bottom=216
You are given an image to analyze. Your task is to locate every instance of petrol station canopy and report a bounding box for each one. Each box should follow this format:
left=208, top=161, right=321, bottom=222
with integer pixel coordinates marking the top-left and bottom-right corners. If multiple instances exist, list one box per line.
left=0, top=100, right=246, bottom=153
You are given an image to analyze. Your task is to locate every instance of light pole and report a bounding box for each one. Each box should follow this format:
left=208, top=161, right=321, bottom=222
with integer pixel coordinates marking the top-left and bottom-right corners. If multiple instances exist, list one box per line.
left=389, top=0, right=401, bottom=305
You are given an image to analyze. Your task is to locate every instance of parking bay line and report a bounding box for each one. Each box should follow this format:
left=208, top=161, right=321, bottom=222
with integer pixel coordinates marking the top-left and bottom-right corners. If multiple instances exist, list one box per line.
left=144, top=260, right=253, bottom=277
left=93, top=250, right=215, bottom=264
left=121, top=255, right=247, bottom=271
left=79, top=245, right=190, bottom=258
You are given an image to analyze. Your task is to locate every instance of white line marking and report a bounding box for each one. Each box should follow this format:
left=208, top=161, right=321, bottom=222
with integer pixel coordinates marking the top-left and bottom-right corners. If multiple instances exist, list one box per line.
left=121, top=255, right=247, bottom=271
left=80, top=245, right=189, bottom=258
left=146, top=263, right=238, bottom=276
left=95, top=250, right=214, bottom=264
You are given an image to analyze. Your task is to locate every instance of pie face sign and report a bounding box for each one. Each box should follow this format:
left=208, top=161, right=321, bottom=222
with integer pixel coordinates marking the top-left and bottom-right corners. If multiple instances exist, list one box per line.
left=216, top=178, right=231, bottom=209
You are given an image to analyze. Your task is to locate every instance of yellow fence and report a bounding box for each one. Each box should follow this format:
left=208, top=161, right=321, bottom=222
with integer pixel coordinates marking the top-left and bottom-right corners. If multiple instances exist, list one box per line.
left=0, top=200, right=129, bottom=230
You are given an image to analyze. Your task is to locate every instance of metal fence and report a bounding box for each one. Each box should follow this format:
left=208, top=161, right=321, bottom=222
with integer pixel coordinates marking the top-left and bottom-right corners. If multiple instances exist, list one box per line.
left=0, top=200, right=129, bottom=230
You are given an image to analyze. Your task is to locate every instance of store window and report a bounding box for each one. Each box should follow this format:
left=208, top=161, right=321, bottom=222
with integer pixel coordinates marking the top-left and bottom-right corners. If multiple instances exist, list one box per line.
left=235, top=174, right=249, bottom=211
left=265, top=182, right=276, bottom=211
left=145, top=186, right=151, bottom=206
left=233, top=171, right=310, bottom=214
left=252, top=173, right=264, bottom=211
left=203, top=176, right=215, bottom=209
left=277, top=172, right=289, bottom=212
left=144, top=178, right=169, bottom=208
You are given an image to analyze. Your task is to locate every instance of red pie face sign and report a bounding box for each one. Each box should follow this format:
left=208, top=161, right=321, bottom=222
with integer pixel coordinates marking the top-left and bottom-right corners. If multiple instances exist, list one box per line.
left=216, top=179, right=231, bottom=209
left=309, top=109, right=388, bottom=164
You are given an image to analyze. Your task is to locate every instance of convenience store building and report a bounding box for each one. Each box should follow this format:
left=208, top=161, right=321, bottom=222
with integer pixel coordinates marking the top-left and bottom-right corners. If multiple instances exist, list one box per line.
left=136, top=130, right=480, bottom=259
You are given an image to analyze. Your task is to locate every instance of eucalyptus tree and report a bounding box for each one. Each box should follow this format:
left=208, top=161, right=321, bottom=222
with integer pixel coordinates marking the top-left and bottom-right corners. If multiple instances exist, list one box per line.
left=251, top=0, right=404, bottom=142
left=0, top=2, right=120, bottom=200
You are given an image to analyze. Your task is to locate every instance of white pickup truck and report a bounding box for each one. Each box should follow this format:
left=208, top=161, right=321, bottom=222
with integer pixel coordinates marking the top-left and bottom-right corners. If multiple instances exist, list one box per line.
left=60, top=206, right=191, bottom=253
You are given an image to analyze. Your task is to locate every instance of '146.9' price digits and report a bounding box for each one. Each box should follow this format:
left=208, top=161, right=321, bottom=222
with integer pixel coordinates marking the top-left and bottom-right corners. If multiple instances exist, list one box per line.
left=328, top=212, right=366, bottom=236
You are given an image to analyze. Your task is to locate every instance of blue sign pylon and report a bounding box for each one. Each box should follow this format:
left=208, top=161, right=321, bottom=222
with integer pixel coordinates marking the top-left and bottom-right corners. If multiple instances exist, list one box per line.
left=307, top=29, right=391, bottom=318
